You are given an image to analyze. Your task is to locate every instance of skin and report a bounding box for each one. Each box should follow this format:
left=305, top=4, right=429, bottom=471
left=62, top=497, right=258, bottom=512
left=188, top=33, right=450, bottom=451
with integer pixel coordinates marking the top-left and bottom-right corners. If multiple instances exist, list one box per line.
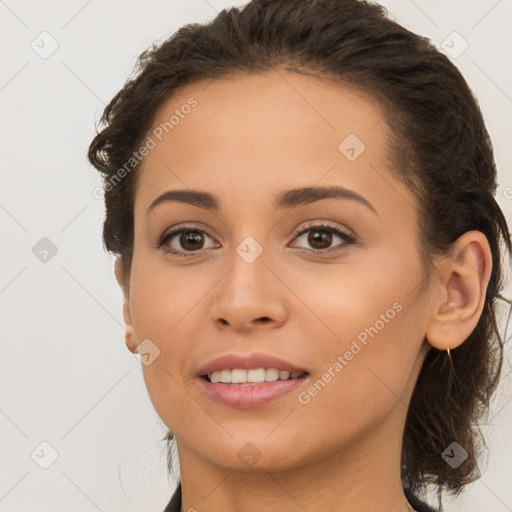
left=114, top=69, right=492, bottom=512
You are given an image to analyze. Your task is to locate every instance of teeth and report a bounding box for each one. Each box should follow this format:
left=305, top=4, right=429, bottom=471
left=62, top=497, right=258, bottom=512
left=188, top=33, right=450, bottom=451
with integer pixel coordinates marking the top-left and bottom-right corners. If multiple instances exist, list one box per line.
left=248, top=368, right=267, bottom=382
left=220, top=369, right=231, bottom=383
left=207, top=368, right=305, bottom=384
left=231, top=369, right=247, bottom=383
left=265, top=368, right=279, bottom=382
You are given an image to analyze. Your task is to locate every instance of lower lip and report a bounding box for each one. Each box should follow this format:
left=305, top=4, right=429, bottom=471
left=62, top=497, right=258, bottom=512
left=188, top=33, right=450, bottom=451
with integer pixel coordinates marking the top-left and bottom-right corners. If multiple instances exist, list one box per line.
left=197, top=375, right=309, bottom=408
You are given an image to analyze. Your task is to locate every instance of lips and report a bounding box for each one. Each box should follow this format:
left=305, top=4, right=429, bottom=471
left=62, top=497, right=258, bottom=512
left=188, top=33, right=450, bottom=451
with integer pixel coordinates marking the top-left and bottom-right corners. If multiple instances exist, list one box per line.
left=196, top=352, right=308, bottom=377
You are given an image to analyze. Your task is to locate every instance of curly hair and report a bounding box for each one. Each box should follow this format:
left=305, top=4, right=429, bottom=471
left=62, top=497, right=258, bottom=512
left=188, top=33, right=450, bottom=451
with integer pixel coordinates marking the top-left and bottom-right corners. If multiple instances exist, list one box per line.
left=87, top=0, right=511, bottom=507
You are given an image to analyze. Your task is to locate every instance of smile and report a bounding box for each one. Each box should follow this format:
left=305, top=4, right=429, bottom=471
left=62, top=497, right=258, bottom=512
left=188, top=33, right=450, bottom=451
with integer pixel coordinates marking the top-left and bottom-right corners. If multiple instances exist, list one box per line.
left=205, top=367, right=307, bottom=384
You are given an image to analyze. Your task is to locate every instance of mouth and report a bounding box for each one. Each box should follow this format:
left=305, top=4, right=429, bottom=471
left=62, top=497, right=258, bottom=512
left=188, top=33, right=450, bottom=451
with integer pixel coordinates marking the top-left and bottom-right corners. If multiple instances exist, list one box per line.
left=195, top=352, right=310, bottom=407
left=201, top=368, right=309, bottom=385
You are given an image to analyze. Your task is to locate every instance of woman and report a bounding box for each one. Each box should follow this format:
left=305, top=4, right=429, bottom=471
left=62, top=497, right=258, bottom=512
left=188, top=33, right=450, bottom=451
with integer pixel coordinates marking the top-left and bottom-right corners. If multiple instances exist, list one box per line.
left=87, top=1, right=511, bottom=511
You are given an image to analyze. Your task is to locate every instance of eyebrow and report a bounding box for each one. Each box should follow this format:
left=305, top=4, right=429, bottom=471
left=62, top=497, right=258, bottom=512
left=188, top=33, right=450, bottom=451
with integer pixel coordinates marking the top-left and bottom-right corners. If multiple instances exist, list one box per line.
left=147, top=185, right=378, bottom=216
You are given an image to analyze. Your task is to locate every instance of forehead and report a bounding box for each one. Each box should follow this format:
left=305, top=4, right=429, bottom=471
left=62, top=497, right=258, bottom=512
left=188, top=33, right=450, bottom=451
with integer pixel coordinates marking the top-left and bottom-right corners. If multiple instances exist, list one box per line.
left=134, top=69, right=406, bottom=214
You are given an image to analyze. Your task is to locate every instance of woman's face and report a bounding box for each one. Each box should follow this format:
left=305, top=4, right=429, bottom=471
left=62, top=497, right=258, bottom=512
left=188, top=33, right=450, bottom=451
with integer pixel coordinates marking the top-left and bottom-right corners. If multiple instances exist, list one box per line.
left=119, top=69, right=434, bottom=471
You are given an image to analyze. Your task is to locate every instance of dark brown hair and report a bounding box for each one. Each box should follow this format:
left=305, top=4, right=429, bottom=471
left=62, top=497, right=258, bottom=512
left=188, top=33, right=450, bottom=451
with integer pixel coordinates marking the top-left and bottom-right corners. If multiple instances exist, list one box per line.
left=88, top=0, right=511, bottom=507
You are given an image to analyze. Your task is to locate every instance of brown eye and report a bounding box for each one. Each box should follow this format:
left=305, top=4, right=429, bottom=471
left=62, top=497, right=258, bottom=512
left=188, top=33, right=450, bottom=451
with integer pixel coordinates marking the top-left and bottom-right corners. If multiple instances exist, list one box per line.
left=179, top=230, right=205, bottom=250
left=158, top=226, right=218, bottom=256
left=291, top=223, right=356, bottom=253
left=306, top=229, right=333, bottom=249
left=157, top=223, right=356, bottom=257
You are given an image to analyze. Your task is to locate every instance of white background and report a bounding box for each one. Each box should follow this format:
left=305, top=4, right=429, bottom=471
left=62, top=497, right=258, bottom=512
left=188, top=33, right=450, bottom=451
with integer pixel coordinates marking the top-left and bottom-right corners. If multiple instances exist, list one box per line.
left=1, top=1, right=511, bottom=511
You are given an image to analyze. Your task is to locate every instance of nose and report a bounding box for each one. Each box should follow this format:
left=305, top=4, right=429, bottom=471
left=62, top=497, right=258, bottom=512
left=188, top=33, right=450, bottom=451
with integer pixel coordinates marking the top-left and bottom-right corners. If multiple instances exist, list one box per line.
left=209, top=249, right=289, bottom=333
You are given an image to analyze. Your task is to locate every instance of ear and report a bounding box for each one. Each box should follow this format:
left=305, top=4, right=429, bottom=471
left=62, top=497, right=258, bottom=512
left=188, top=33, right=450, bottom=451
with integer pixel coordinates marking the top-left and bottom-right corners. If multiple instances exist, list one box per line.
left=114, top=258, right=138, bottom=354
left=425, top=230, right=492, bottom=351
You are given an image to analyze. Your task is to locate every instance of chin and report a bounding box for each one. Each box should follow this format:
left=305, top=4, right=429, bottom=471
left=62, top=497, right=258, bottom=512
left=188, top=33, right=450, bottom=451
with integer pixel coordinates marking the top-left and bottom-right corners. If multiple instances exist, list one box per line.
left=198, top=437, right=308, bottom=472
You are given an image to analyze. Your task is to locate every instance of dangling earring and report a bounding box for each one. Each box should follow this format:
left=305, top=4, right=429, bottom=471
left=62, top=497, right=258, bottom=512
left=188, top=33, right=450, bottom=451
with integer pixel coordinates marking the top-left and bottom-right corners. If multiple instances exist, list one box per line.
left=446, top=346, right=455, bottom=372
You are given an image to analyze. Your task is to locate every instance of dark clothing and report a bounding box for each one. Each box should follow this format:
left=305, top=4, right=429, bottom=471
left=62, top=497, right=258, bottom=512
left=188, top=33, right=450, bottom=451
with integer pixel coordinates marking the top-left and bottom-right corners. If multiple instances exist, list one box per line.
left=163, top=481, right=439, bottom=512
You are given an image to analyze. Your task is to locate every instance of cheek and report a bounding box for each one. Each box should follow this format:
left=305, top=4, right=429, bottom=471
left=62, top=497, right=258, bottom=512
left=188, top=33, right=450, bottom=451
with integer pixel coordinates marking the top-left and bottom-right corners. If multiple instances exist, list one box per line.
left=127, top=259, right=233, bottom=432
left=292, top=247, right=418, bottom=350
left=288, top=301, right=423, bottom=461
left=129, top=258, right=203, bottom=341
left=293, top=246, right=424, bottom=397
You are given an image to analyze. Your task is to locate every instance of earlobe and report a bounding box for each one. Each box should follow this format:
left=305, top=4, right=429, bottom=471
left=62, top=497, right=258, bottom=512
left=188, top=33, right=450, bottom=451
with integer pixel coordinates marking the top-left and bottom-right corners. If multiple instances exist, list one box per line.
left=114, top=258, right=137, bottom=354
left=425, top=231, right=492, bottom=351
left=122, top=300, right=138, bottom=354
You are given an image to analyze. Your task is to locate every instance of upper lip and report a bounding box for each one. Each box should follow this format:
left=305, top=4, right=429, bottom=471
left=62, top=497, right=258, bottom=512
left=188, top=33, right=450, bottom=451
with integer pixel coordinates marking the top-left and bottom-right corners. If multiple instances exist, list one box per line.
left=196, top=352, right=308, bottom=376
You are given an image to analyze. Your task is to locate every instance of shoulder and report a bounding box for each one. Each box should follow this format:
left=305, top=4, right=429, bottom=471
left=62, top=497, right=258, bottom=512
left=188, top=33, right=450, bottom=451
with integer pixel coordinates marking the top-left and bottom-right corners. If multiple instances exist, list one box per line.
left=163, top=482, right=440, bottom=512
left=404, top=488, right=439, bottom=512
left=162, top=481, right=181, bottom=512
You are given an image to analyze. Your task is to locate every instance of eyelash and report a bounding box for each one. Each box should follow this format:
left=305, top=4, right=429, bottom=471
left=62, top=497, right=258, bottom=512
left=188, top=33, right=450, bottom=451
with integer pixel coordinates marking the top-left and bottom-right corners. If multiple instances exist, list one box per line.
left=156, top=222, right=357, bottom=257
